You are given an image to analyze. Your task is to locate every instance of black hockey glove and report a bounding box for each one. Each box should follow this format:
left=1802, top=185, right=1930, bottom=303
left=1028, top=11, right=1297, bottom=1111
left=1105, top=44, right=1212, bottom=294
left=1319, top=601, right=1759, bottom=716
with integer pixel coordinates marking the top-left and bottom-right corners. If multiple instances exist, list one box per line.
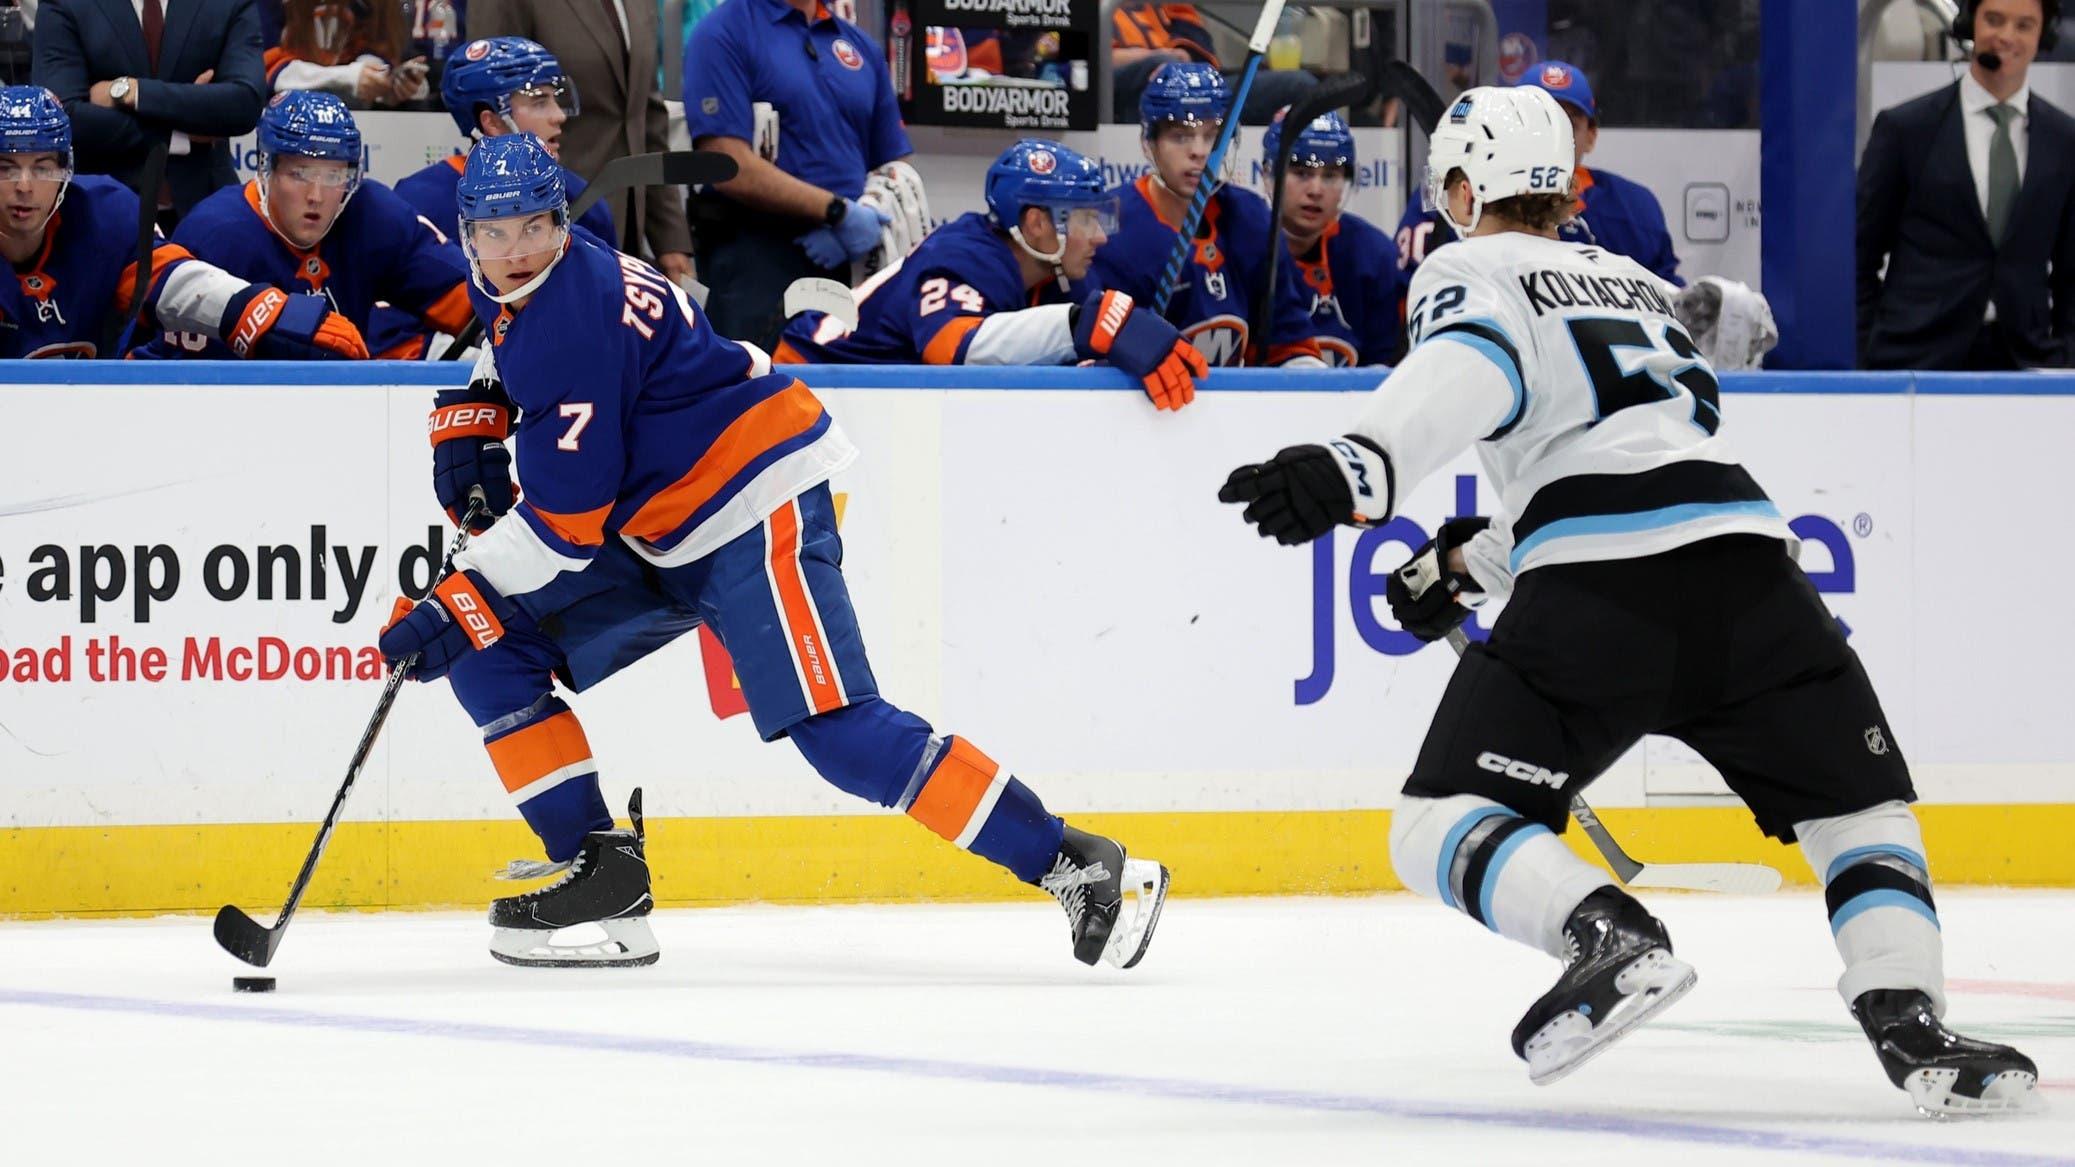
left=1386, top=517, right=1491, bottom=642
left=1219, top=436, right=1393, bottom=546
left=428, top=379, right=516, bottom=533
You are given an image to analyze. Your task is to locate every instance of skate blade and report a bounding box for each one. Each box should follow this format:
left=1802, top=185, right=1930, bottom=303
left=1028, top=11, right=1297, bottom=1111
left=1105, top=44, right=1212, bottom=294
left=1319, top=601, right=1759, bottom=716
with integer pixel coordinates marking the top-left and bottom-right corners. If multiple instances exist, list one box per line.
left=490, top=917, right=660, bottom=969
left=1905, top=1068, right=2042, bottom=1118
left=1525, top=950, right=1697, bottom=1086
left=1101, top=859, right=1170, bottom=970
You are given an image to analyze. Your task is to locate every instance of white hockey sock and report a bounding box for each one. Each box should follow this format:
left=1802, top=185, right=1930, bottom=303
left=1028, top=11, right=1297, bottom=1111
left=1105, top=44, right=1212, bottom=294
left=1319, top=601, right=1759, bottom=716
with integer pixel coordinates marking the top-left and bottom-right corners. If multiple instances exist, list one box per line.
left=1794, top=800, right=1945, bottom=1013
left=1391, top=793, right=1615, bottom=959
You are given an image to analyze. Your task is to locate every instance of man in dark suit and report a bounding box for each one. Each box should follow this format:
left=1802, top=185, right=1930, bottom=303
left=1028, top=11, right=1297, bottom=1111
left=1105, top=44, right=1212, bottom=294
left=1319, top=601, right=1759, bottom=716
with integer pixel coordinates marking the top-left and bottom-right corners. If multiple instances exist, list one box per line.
left=1859, top=0, right=2075, bottom=369
left=32, top=0, right=267, bottom=222
left=469, top=0, right=694, bottom=285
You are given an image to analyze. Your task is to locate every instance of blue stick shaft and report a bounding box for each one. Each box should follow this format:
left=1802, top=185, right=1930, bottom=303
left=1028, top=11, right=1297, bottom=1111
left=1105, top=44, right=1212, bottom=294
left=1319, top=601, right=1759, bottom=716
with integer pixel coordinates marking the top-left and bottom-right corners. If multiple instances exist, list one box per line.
left=1150, top=55, right=1264, bottom=315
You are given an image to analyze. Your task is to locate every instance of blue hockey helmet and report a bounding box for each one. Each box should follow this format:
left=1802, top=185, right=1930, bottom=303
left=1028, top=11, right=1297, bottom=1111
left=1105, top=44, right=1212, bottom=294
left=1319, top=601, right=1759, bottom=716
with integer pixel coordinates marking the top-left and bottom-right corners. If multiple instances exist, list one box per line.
left=1138, top=62, right=1228, bottom=138
left=255, top=92, right=363, bottom=242
left=984, top=139, right=1116, bottom=265
left=1262, top=107, right=1355, bottom=175
left=441, top=36, right=579, bottom=140
left=457, top=133, right=570, bottom=302
left=0, top=86, right=73, bottom=166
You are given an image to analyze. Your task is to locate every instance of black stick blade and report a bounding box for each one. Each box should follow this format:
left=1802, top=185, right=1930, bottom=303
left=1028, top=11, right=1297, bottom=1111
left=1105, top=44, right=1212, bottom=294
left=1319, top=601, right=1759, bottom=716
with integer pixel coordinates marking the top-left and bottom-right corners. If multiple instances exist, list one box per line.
left=1380, top=60, right=1446, bottom=135
left=659, top=150, right=737, bottom=187
left=214, top=904, right=282, bottom=968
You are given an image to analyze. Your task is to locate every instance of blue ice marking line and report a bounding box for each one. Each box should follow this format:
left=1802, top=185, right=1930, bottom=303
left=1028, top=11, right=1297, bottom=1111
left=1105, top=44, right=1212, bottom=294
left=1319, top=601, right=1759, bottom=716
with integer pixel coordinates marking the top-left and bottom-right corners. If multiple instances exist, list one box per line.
left=3, top=988, right=2068, bottom=1166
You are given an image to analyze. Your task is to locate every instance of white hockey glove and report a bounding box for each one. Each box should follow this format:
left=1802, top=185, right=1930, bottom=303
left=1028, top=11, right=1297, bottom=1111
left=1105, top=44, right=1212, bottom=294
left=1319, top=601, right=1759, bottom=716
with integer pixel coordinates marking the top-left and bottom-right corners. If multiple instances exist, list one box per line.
left=1675, top=276, right=1777, bottom=372
left=858, top=160, right=931, bottom=276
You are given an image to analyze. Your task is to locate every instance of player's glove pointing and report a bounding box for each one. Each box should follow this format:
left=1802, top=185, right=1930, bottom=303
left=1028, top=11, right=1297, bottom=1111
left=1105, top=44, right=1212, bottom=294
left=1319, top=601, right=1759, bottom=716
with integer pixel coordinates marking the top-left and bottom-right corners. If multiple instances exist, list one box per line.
left=1385, top=517, right=1491, bottom=642
left=1219, top=436, right=1392, bottom=545
left=221, top=285, right=369, bottom=360
left=428, top=382, right=516, bottom=532
left=1073, top=290, right=1209, bottom=411
left=378, top=569, right=521, bottom=682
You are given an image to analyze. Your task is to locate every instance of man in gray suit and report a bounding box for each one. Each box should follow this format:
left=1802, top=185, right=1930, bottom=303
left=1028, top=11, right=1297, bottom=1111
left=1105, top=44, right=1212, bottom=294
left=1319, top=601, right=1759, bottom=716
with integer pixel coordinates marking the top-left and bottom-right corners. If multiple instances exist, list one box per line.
left=469, top=0, right=694, bottom=284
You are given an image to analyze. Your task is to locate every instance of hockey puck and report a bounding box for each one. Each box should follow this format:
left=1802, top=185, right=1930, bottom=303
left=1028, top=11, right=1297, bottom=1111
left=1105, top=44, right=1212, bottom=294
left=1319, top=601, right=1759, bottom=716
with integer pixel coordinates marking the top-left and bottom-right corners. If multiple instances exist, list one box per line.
left=232, top=976, right=276, bottom=993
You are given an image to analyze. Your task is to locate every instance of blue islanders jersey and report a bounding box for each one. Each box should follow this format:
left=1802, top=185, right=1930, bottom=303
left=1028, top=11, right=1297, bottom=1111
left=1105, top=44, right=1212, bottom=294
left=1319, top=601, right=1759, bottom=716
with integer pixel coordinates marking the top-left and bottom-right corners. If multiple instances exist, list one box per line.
left=0, top=175, right=196, bottom=358
left=1395, top=164, right=1684, bottom=298
left=147, top=178, right=473, bottom=358
left=452, top=232, right=857, bottom=604
left=773, top=213, right=1065, bottom=364
left=1289, top=211, right=1404, bottom=367
left=1085, top=176, right=1320, bottom=367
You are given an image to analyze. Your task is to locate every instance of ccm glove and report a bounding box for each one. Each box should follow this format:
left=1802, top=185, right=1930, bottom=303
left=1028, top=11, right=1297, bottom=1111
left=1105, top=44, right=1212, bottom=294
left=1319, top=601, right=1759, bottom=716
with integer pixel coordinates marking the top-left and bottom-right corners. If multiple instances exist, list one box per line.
left=427, top=384, right=515, bottom=532
left=1384, top=517, right=1492, bottom=642
left=222, top=285, right=369, bottom=360
left=1073, top=290, right=1210, bottom=411
left=1219, top=435, right=1392, bottom=546
left=378, top=569, right=520, bottom=682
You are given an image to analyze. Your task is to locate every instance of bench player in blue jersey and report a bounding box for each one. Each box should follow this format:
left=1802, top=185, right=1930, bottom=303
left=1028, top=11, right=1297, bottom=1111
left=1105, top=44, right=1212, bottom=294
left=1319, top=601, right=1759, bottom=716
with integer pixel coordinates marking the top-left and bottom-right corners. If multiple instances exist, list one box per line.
left=1261, top=108, right=1403, bottom=367
left=370, top=36, right=616, bottom=358
left=1394, top=60, right=1682, bottom=294
left=775, top=139, right=1208, bottom=410
left=0, top=86, right=364, bottom=359
left=377, top=135, right=1171, bottom=970
left=1086, top=62, right=1324, bottom=369
left=142, top=92, right=475, bottom=359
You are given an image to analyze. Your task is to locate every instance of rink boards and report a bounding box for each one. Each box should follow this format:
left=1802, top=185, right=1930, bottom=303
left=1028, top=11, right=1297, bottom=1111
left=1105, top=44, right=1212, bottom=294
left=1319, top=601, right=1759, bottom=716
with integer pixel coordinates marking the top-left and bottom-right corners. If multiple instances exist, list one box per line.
left=3, top=365, right=2073, bottom=915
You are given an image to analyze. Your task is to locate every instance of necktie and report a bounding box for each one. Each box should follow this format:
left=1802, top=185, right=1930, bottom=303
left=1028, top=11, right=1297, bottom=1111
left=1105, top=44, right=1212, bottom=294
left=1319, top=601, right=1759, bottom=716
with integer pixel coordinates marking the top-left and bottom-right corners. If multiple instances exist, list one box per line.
left=1985, top=103, right=2019, bottom=243
left=143, top=0, right=164, bottom=74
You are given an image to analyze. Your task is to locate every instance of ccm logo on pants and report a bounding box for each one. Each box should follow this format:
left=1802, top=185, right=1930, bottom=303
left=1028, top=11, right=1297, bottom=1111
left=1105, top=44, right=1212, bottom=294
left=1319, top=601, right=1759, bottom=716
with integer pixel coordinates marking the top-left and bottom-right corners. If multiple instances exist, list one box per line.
left=1477, top=751, right=1568, bottom=788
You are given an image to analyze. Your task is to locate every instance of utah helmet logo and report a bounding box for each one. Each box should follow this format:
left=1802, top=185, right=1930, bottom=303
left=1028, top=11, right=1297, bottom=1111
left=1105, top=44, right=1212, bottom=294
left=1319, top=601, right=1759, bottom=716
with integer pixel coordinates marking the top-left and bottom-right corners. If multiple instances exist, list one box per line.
left=1448, top=95, right=1475, bottom=123
left=1027, top=148, right=1056, bottom=175
left=832, top=39, right=864, bottom=69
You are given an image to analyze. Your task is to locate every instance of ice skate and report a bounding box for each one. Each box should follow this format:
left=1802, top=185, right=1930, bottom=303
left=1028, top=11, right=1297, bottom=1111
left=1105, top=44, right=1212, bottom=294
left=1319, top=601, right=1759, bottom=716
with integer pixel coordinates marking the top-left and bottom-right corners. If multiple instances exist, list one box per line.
left=1038, top=825, right=1169, bottom=969
left=489, top=789, right=659, bottom=968
left=1851, top=989, right=2038, bottom=1116
left=1512, top=888, right=1696, bottom=1085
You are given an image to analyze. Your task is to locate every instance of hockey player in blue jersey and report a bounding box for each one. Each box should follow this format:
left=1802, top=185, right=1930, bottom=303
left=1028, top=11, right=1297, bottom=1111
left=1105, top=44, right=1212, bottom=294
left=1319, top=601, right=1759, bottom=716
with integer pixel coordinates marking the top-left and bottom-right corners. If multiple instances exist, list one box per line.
left=775, top=139, right=1208, bottom=410
left=143, top=91, right=475, bottom=359
left=1087, top=62, right=1323, bottom=369
left=0, top=86, right=365, bottom=359
left=1261, top=108, right=1403, bottom=367
left=378, top=135, right=1171, bottom=969
left=1395, top=61, right=1682, bottom=293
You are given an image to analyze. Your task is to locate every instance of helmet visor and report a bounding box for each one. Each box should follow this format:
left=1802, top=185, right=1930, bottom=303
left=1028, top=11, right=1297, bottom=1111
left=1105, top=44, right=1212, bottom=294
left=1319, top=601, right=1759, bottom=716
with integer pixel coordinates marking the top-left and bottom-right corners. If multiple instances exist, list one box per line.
left=1056, top=199, right=1119, bottom=240
left=0, top=154, right=71, bottom=185
left=510, top=78, right=579, bottom=122
left=463, top=208, right=569, bottom=262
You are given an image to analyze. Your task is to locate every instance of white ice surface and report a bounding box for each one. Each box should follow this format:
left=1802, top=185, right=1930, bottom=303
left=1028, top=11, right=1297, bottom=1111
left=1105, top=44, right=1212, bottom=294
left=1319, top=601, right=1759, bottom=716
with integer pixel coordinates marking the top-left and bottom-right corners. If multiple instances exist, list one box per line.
left=3, top=891, right=2070, bottom=1166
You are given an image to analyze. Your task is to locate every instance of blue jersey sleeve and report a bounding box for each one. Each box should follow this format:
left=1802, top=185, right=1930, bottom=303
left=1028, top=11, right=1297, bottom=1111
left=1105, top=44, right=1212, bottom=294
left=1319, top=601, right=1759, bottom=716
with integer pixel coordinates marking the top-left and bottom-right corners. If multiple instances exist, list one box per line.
left=359, top=182, right=474, bottom=335
left=1623, top=183, right=1684, bottom=287
left=683, top=15, right=754, bottom=143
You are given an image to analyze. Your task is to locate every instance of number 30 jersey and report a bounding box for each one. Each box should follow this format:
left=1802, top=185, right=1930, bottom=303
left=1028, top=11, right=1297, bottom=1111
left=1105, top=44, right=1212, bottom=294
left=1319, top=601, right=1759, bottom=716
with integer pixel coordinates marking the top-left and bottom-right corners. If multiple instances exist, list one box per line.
left=1356, top=230, right=1792, bottom=591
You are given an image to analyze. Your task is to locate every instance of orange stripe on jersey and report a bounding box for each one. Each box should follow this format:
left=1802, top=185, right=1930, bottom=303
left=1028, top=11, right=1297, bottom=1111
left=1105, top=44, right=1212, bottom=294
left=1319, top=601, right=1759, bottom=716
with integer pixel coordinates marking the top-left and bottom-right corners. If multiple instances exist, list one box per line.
left=444, top=154, right=467, bottom=174
left=423, top=282, right=476, bottom=335
left=906, top=738, right=1003, bottom=844
left=377, top=335, right=428, bottom=360
left=766, top=500, right=845, bottom=715
left=533, top=502, right=613, bottom=547
left=623, top=379, right=827, bottom=541
left=921, top=315, right=983, bottom=365
left=771, top=339, right=810, bottom=365
left=114, top=243, right=194, bottom=315
left=484, top=710, right=595, bottom=796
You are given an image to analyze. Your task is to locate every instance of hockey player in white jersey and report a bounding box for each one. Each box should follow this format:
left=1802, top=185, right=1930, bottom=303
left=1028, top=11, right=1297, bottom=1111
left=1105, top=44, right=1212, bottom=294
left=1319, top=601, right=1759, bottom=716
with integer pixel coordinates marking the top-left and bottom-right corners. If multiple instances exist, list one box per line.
left=1219, top=85, right=2038, bottom=1115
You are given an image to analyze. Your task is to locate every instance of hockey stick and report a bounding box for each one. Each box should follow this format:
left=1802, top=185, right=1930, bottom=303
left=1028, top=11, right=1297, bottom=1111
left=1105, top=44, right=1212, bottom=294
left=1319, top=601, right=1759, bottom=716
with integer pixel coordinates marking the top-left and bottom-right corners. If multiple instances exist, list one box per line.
left=1251, top=70, right=1372, bottom=361
left=783, top=276, right=858, bottom=331
left=440, top=150, right=740, bottom=358
left=1149, top=0, right=1287, bottom=315
left=109, top=141, right=169, bottom=356
left=1378, top=58, right=1446, bottom=139
left=213, top=500, right=486, bottom=967
left=1442, top=627, right=1783, bottom=893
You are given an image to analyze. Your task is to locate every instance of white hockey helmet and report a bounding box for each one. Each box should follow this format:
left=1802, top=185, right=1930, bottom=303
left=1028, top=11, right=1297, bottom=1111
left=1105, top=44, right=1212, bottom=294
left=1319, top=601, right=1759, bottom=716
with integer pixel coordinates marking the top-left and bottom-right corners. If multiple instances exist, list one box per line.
left=1423, top=84, right=1574, bottom=236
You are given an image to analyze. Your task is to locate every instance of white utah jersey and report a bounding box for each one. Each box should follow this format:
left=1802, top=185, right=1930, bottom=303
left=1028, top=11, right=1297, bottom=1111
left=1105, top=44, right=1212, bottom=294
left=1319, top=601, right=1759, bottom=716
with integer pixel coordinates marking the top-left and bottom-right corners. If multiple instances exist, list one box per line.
left=1353, top=231, right=1792, bottom=590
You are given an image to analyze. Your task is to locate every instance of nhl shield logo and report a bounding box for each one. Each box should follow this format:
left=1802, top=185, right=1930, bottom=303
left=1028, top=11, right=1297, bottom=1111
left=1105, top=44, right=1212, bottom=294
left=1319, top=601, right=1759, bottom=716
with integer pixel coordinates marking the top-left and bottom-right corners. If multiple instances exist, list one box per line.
left=303, top=257, right=322, bottom=278
left=1864, top=726, right=1889, bottom=756
left=23, top=274, right=45, bottom=293
left=1028, top=149, right=1056, bottom=175
left=832, top=39, right=864, bottom=70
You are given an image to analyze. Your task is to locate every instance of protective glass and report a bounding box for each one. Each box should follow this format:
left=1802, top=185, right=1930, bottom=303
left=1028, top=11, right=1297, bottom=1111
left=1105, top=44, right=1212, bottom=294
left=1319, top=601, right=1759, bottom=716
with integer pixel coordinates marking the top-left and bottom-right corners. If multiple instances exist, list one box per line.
left=0, top=156, right=71, bottom=184
left=463, top=210, right=569, bottom=262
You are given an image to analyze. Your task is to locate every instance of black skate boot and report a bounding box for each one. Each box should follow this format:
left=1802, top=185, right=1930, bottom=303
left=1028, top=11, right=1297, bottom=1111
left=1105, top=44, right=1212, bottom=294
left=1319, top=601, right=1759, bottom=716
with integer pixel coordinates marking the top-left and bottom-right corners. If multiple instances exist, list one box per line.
left=489, top=789, right=659, bottom=968
left=1511, top=887, right=1697, bottom=1085
left=1851, top=988, right=2038, bottom=1116
left=1037, top=825, right=1169, bottom=969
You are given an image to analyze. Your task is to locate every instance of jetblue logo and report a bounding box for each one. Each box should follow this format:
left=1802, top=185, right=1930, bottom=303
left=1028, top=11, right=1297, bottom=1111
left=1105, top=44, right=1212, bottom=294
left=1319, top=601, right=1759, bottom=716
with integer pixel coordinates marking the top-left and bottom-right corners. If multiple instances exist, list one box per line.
left=1477, top=751, right=1567, bottom=787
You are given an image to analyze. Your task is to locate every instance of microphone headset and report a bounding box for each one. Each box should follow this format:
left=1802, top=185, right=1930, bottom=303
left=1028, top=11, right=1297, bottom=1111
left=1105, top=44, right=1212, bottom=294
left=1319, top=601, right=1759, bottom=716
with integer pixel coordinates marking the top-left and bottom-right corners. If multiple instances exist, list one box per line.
left=1954, top=0, right=2061, bottom=72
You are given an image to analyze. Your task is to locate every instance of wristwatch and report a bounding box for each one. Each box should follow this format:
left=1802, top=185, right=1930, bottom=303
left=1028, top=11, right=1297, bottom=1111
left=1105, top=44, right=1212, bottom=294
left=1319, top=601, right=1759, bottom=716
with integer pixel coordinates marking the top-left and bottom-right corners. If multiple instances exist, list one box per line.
left=823, top=195, right=847, bottom=227
left=108, top=77, right=133, bottom=106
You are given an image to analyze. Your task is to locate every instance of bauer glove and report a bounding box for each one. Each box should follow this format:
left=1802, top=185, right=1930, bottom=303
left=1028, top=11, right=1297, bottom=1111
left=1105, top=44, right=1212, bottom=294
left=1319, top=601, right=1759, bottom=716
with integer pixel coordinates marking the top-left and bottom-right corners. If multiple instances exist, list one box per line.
left=1073, top=290, right=1209, bottom=411
left=427, top=382, right=516, bottom=532
left=1385, top=517, right=1491, bottom=642
left=378, top=569, right=520, bottom=682
left=1219, top=436, right=1392, bottom=545
left=221, top=285, right=369, bottom=360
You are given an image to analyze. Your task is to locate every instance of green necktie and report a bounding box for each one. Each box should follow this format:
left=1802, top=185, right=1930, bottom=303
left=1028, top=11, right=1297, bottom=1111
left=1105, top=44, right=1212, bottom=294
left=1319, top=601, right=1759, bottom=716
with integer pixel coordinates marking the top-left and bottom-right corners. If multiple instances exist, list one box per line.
left=1986, top=103, right=2020, bottom=242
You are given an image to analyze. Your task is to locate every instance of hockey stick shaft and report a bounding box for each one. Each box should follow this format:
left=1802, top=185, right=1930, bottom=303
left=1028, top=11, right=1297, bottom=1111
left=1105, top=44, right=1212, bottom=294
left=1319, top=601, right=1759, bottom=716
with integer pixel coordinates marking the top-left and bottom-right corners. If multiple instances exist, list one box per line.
left=110, top=142, right=169, bottom=356
left=1251, top=70, right=1372, bottom=359
left=1441, top=626, right=1780, bottom=893
left=214, top=502, right=484, bottom=966
left=1149, top=0, right=1287, bottom=316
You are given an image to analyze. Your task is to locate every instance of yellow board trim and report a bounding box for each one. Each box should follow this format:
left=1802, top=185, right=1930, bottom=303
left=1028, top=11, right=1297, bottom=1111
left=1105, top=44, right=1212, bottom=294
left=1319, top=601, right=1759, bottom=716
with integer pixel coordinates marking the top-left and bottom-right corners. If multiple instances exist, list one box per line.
left=5, top=804, right=2073, bottom=919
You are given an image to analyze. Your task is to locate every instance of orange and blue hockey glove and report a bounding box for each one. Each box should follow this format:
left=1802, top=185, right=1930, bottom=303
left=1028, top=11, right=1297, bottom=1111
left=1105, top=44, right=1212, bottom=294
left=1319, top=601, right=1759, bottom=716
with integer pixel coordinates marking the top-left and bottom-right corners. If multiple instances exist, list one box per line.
left=1073, top=289, right=1209, bottom=411
left=222, top=285, right=369, bottom=360
left=428, top=383, right=515, bottom=532
left=378, top=570, right=519, bottom=681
